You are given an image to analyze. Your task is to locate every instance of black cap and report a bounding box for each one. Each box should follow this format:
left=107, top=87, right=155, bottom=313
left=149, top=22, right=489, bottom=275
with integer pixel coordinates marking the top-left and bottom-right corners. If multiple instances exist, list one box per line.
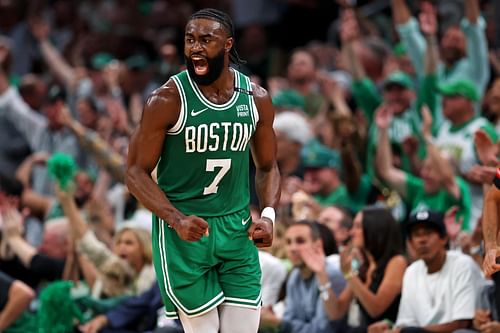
left=406, top=210, right=446, bottom=237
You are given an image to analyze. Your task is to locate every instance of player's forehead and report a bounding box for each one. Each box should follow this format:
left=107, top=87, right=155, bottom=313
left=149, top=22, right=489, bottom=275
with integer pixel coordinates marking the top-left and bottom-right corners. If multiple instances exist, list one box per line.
left=185, top=18, right=228, bottom=37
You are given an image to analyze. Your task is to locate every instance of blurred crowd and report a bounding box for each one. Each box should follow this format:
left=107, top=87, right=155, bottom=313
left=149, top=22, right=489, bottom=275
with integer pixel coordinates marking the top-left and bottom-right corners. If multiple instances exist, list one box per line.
left=1, top=0, right=500, bottom=332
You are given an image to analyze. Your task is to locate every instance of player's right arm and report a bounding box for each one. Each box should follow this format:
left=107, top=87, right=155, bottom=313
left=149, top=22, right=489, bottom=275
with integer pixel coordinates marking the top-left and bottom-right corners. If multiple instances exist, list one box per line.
left=126, top=81, right=208, bottom=241
left=483, top=171, right=500, bottom=277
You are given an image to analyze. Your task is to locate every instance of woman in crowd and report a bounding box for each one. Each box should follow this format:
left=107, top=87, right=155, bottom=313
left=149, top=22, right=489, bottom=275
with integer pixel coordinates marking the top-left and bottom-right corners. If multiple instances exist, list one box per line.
left=326, top=206, right=407, bottom=332
left=56, top=184, right=156, bottom=297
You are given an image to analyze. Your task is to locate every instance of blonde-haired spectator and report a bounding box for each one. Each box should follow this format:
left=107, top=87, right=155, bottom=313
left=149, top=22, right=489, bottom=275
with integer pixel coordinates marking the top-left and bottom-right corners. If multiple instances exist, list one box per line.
left=56, top=184, right=155, bottom=298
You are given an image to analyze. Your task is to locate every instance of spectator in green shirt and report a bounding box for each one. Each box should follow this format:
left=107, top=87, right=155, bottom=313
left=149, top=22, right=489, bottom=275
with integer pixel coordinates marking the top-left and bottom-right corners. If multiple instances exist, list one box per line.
left=391, top=0, right=489, bottom=97
left=434, top=79, right=497, bottom=232
left=375, top=105, right=472, bottom=231
left=340, top=9, right=438, bottom=178
left=282, top=48, right=325, bottom=117
left=301, top=140, right=349, bottom=208
left=301, top=140, right=371, bottom=214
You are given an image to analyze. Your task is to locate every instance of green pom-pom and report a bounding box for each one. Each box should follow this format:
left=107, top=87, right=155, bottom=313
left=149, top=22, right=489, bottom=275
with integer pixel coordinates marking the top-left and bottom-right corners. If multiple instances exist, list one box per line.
left=37, top=281, right=84, bottom=333
left=47, top=153, right=76, bottom=190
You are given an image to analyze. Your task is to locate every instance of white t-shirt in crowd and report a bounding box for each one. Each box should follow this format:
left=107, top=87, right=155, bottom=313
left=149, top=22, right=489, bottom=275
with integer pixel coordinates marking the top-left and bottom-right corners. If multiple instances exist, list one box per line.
left=259, top=251, right=287, bottom=306
left=396, top=251, right=483, bottom=328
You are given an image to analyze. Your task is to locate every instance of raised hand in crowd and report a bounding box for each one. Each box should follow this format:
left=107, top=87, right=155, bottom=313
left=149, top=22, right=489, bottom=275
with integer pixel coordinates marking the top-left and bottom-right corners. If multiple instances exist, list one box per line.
left=457, top=130, right=497, bottom=185
left=466, top=165, right=497, bottom=185
left=1, top=207, right=24, bottom=239
left=291, top=190, right=321, bottom=221
left=419, top=1, right=438, bottom=36
left=444, top=206, right=464, bottom=243
left=475, top=130, right=500, bottom=167
left=0, top=206, right=27, bottom=262
left=317, top=70, right=352, bottom=119
left=340, top=8, right=360, bottom=44
left=340, top=246, right=366, bottom=279
left=28, top=14, right=80, bottom=90
left=15, top=151, right=50, bottom=188
left=280, top=176, right=303, bottom=206
left=105, top=99, right=131, bottom=135
left=299, top=237, right=327, bottom=275
left=375, top=104, right=393, bottom=130
left=402, top=116, right=424, bottom=175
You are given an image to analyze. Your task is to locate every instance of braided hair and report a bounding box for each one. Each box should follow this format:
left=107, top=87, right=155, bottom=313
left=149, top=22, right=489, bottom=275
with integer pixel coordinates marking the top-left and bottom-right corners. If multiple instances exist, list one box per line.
left=189, top=8, right=246, bottom=66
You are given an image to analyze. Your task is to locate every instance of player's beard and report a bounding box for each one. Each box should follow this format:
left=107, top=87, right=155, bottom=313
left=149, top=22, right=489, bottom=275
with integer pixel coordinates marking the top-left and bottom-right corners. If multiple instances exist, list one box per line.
left=186, top=49, right=225, bottom=86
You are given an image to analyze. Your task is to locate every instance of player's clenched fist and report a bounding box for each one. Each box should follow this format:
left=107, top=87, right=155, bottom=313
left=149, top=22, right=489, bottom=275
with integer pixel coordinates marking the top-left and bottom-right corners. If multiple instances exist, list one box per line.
left=248, top=218, right=273, bottom=248
left=173, top=216, right=209, bottom=242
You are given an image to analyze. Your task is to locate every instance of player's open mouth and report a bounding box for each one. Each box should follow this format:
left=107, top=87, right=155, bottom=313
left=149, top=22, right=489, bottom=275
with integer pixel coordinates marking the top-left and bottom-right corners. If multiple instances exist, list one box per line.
left=191, top=55, right=208, bottom=75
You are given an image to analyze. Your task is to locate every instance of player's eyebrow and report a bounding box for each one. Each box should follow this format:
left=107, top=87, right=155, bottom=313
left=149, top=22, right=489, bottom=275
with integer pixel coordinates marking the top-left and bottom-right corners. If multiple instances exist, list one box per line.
left=185, top=32, right=216, bottom=38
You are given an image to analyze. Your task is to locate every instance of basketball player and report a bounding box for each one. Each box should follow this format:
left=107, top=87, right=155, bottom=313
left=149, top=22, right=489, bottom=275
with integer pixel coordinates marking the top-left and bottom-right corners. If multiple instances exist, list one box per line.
left=126, top=8, right=280, bottom=333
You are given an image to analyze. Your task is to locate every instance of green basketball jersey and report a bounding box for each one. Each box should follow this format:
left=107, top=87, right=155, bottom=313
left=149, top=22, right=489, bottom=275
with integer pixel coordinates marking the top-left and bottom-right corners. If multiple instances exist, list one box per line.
left=157, top=69, right=258, bottom=217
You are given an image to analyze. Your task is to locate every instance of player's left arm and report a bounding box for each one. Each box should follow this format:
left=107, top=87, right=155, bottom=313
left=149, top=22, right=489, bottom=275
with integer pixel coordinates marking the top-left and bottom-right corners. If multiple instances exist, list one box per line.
left=248, top=83, right=281, bottom=247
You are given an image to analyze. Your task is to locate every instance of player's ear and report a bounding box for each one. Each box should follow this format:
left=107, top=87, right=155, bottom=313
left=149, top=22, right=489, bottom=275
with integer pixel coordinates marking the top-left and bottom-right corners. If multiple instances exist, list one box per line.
left=225, top=37, right=233, bottom=53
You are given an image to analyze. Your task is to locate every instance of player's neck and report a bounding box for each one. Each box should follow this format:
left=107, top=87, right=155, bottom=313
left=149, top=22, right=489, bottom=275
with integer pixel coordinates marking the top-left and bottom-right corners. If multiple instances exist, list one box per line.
left=197, top=67, right=234, bottom=97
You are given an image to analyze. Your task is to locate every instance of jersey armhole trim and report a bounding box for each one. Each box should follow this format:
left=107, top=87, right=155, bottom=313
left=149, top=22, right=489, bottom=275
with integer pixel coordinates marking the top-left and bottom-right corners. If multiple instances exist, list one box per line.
left=246, top=77, right=259, bottom=127
left=168, top=76, right=187, bottom=135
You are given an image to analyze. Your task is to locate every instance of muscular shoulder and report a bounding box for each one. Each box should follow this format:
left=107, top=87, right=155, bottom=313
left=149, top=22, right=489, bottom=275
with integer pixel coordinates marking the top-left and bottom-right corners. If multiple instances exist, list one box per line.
left=142, top=79, right=181, bottom=130
left=251, top=82, right=269, bottom=100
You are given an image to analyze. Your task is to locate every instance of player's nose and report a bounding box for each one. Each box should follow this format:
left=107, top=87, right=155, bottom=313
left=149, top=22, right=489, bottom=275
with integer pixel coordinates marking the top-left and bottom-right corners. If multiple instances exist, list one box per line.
left=190, top=41, right=203, bottom=53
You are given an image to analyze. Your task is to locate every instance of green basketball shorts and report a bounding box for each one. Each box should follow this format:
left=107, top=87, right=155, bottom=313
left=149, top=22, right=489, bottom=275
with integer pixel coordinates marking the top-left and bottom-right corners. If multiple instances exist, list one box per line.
left=152, top=208, right=262, bottom=319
